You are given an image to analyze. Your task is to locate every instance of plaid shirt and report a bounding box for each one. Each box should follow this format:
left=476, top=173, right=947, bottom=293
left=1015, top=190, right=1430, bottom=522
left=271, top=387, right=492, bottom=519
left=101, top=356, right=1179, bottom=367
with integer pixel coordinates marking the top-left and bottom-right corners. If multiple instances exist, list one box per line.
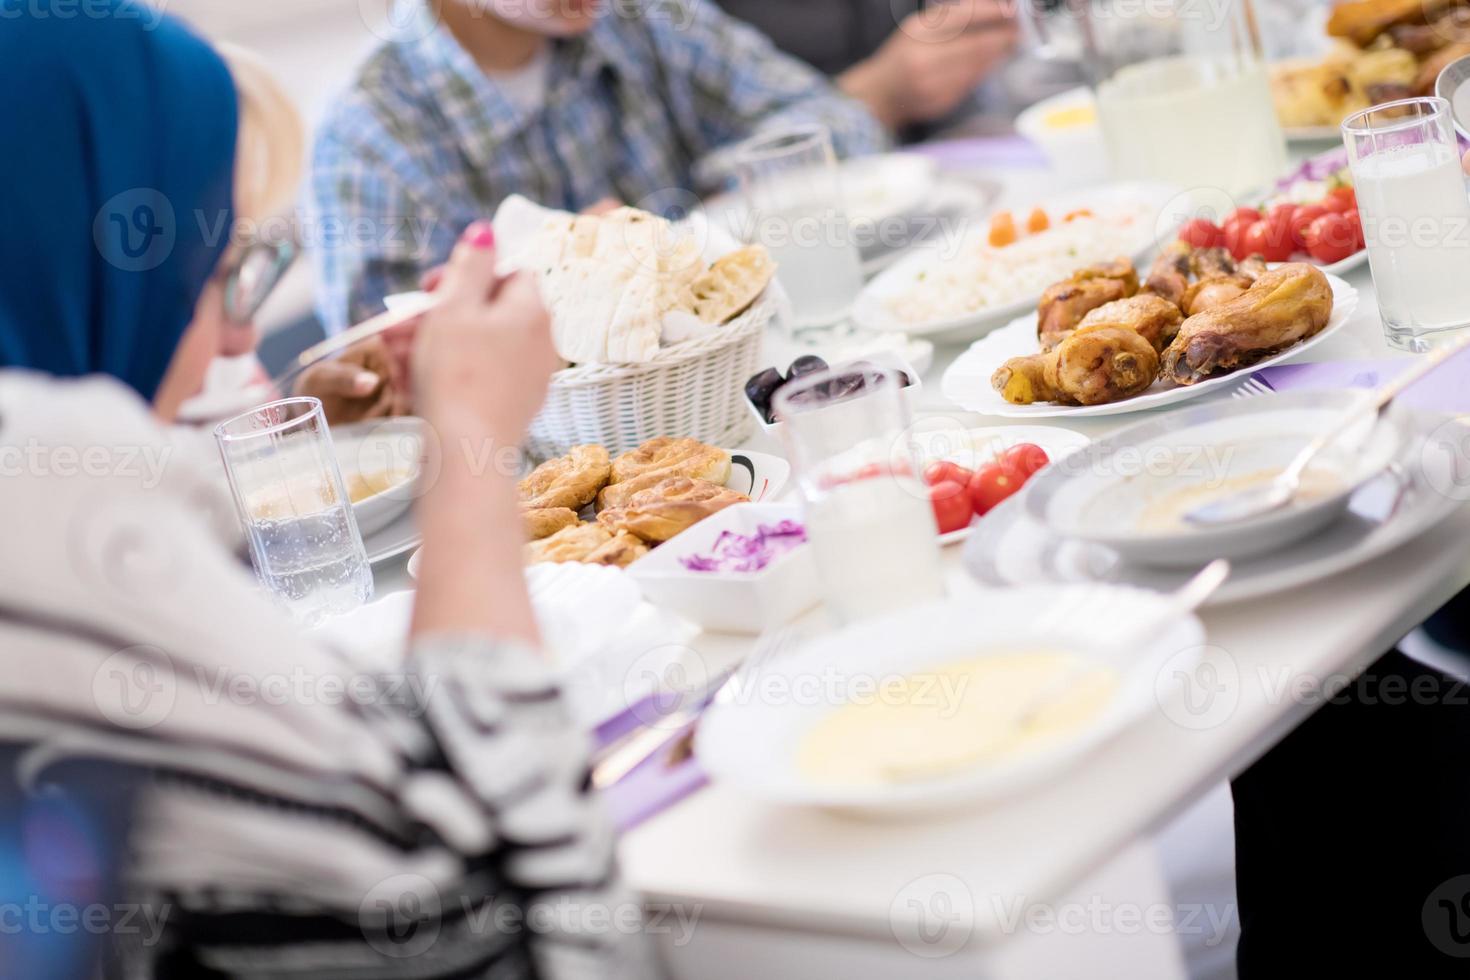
left=308, top=0, right=888, bottom=333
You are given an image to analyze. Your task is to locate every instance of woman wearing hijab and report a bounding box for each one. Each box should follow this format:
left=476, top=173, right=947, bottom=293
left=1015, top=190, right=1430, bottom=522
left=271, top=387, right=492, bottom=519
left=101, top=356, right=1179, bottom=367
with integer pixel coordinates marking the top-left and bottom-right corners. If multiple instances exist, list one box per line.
left=0, top=7, right=646, bottom=978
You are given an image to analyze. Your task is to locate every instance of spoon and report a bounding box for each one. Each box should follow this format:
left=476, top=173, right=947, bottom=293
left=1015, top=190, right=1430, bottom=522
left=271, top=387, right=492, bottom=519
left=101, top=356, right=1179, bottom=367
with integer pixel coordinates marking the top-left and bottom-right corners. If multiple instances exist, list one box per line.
left=1184, top=337, right=1470, bottom=528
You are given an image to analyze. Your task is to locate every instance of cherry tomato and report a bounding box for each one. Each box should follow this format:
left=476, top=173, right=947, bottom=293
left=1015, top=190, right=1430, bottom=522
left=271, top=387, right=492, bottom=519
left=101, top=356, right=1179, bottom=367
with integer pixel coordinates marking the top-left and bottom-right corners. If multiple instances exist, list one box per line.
left=1291, top=203, right=1328, bottom=250
left=1223, top=216, right=1257, bottom=260
left=967, top=464, right=1026, bottom=517
left=1304, top=212, right=1357, bottom=264
left=989, top=210, right=1017, bottom=247
left=997, top=443, right=1050, bottom=479
left=1323, top=187, right=1357, bottom=214
left=1242, top=219, right=1293, bottom=263
left=924, top=461, right=973, bottom=494
left=930, top=482, right=974, bottom=534
left=1178, top=218, right=1223, bottom=249
left=1264, top=205, right=1299, bottom=253
left=1026, top=208, right=1051, bottom=234
left=1225, top=207, right=1262, bottom=227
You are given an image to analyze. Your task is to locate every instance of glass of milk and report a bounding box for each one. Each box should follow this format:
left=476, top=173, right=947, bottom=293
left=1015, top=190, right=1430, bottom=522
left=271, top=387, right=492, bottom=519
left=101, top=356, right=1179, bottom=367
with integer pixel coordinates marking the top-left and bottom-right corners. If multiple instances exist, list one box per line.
left=773, top=367, right=944, bottom=626
left=1343, top=97, right=1470, bottom=352
left=734, top=125, right=864, bottom=333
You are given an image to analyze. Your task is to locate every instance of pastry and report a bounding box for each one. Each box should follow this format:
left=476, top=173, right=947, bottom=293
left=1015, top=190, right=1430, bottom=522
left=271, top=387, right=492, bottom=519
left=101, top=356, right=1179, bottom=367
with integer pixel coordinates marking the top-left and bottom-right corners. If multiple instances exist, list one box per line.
left=586, top=531, right=650, bottom=568
left=599, top=437, right=732, bottom=510
left=519, top=445, right=611, bottom=511
left=597, top=477, right=749, bottom=543
left=523, top=507, right=580, bottom=541
left=678, top=245, right=777, bottom=325
left=524, top=523, right=613, bottom=565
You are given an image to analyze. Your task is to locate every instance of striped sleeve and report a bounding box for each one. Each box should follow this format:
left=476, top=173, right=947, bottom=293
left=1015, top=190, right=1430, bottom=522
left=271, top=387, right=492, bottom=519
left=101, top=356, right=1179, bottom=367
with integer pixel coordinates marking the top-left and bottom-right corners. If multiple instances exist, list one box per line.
left=409, top=636, right=654, bottom=980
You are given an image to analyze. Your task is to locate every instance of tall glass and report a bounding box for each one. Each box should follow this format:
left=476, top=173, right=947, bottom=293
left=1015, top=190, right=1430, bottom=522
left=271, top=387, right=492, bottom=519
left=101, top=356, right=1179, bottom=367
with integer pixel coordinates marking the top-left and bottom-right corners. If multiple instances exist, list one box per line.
left=773, top=367, right=943, bottom=625
left=1343, top=97, right=1470, bottom=352
left=735, top=125, right=864, bottom=332
left=215, top=397, right=373, bottom=625
left=1084, top=0, right=1287, bottom=195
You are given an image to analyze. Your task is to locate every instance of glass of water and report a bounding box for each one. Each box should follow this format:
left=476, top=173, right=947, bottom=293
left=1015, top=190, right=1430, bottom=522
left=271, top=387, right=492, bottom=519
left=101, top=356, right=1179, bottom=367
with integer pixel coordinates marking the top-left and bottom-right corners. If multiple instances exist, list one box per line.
left=735, top=124, right=865, bottom=332
left=773, top=366, right=943, bottom=625
left=215, top=397, right=373, bottom=625
left=1343, top=97, right=1470, bottom=352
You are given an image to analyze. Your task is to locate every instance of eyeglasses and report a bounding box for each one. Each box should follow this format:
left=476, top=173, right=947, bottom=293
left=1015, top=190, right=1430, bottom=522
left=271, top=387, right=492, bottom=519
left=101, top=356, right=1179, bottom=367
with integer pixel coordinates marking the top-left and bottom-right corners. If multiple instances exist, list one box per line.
left=222, top=238, right=299, bottom=324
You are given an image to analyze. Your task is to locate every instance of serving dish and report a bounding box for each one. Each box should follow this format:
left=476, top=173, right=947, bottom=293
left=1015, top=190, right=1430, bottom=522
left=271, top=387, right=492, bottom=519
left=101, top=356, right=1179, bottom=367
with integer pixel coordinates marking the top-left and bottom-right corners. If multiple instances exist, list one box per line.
left=629, top=502, right=818, bottom=634
left=404, top=448, right=792, bottom=578
left=901, top=423, right=1092, bottom=546
left=965, top=416, right=1466, bottom=605
left=851, top=181, right=1181, bottom=342
left=743, top=350, right=923, bottom=436
left=942, top=272, right=1358, bottom=419
left=1022, top=391, right=1409, bottom=567
left=696, top=586, right=1205, bottom=816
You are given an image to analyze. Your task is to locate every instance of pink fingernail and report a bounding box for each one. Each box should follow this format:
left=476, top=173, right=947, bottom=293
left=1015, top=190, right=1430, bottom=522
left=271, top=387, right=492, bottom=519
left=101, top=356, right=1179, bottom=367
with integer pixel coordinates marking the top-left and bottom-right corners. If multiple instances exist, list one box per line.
left=463, top=221, right=495, bottom=249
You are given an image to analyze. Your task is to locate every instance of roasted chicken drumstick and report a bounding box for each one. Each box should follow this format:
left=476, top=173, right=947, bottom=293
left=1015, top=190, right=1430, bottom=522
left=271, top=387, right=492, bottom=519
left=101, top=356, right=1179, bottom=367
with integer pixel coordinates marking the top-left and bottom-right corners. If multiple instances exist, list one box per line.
left=1161, top=263, right=1334, bottom=385
left=1035, top=257, right=1141, bottom=350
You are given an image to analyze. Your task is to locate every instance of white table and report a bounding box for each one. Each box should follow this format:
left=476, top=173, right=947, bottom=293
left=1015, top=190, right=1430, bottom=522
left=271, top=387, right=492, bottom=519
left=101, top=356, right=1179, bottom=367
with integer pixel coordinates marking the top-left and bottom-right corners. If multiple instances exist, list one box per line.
left=610, top=262, right=1470, bottom=976
left=372, top=261, right=1470, bottom=976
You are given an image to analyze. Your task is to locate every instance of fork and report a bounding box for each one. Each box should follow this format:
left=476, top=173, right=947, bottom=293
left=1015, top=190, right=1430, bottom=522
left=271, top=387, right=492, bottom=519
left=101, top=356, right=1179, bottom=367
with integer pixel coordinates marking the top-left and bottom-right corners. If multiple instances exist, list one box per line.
left=590, top=624, right=797, bottom=789
left=1231, top=375, right=1273, bottom=400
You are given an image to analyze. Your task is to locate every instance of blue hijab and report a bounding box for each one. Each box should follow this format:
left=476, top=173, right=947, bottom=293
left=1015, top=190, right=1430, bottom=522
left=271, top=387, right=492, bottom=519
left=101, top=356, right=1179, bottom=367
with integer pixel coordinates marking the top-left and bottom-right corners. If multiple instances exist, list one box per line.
left=0, top=3, right=239, bottom=402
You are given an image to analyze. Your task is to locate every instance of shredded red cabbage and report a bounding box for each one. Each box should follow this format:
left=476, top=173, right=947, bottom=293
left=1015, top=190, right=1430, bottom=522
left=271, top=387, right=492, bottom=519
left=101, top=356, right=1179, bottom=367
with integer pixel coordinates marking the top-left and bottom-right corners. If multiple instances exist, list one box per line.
left=679, top=520, right=808, bottom=573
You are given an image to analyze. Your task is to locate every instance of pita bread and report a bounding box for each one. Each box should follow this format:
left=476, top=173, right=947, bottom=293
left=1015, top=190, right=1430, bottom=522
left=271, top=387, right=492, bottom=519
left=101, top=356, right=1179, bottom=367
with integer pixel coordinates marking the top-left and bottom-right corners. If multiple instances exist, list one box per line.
left=678, top=245, right=776, bottom=325
left=489, top=196, right=770, bottom=366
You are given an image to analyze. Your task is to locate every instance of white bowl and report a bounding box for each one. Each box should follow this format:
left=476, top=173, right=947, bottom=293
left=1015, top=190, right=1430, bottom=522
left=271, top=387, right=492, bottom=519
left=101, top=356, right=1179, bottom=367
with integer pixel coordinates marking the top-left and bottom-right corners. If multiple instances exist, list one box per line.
left=1024, top=391, right=1411, bottom=568
left=696, top=585, right=1206, bottom=816
left=744, top=351, right=923, bottom=436
left=1015, top=86, right=1109, bottom=189
left=629, top=503, right=818, bottom=635
left=332, top=417, right=424, bottom=538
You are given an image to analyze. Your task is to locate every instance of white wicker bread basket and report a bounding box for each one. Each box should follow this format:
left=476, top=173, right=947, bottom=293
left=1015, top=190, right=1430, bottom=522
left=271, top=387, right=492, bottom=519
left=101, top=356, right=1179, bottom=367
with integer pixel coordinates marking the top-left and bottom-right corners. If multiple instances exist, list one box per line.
left=525, top=301, right=770, bottom=461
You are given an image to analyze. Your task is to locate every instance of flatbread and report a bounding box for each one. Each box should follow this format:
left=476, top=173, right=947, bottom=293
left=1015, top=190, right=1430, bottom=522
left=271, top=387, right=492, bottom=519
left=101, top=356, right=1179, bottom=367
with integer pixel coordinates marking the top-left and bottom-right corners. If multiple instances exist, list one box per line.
left=679, top=245, right=776, bottom=325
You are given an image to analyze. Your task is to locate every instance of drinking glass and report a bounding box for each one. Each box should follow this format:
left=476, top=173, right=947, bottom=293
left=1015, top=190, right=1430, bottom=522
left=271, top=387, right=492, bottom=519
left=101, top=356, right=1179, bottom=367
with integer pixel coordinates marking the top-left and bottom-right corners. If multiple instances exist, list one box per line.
left=215, top=397, right=373, bottom=625
left=1080, top=0, right=1286, bottom=195
left=1343, top=97, right=1470, bottom=352
left=773, top=366, right=943, bottom=625
left=735, top=124, right=865, bottom=332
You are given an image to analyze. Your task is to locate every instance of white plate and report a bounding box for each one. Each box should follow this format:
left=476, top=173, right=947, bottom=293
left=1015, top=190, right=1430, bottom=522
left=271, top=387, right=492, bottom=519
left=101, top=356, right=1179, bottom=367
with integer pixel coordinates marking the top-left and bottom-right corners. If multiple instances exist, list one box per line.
left=900, top=423, right=1091, bottom=546
left=696, top=588, right=1206, bottom=816
left=942, top=273, right=1359, bottom=419
left=705, top=152, right=940, bottom=232
left=313, top=565, right=693, bottom=728
left=1023, top=392, right=1408, bottom=567
left=963, top=422, right=1466, bottom=605
left=851, top=181, right=1183, bottom=342
left=1316, top=248, right=1368, bottom=278
left=404, top=448, right=792, bottom=578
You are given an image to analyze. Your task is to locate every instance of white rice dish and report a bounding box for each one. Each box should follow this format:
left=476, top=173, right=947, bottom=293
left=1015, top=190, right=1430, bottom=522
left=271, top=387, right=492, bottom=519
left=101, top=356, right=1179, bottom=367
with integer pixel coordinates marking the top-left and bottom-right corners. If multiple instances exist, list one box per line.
left=887, top=212, right=1150, bottom=324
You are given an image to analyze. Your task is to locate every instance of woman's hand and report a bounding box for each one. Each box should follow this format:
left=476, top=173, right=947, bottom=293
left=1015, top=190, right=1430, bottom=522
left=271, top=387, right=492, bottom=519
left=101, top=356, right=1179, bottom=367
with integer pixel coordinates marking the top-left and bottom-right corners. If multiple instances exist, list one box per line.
left=413, top=222, right=559, bottom=447
left=409, top=221, right=556, bottom=646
